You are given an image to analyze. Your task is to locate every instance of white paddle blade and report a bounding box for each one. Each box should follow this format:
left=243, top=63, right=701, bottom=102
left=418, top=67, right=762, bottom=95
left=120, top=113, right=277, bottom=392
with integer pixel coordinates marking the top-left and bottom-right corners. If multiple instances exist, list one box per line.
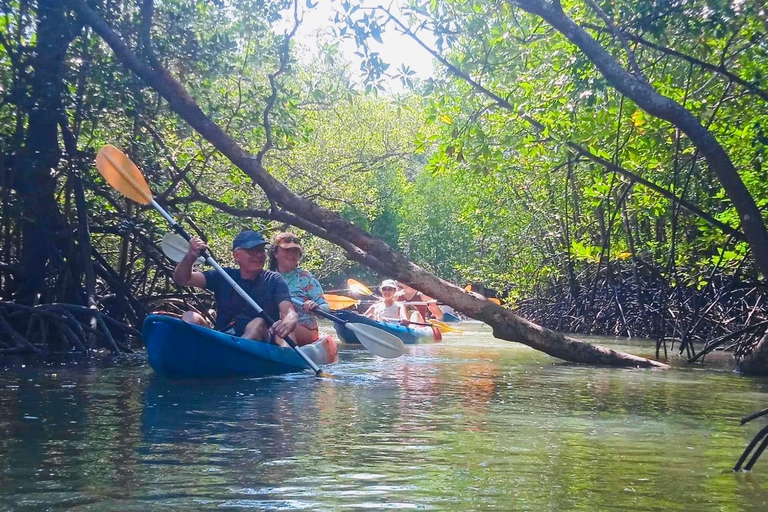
left=161, top=232, right=203, bottom=263
left=347, top=323, right=406, bottom=358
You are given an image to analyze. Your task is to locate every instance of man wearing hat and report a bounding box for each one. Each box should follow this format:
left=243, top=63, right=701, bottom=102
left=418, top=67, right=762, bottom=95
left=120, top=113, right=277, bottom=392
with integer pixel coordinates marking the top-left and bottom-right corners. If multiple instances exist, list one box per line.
left=173, top=229, right=298, bottom=343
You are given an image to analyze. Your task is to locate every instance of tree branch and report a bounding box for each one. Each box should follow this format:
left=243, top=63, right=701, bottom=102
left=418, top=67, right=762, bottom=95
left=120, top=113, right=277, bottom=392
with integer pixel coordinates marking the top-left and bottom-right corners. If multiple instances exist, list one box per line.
left=380, top=6, right=744, bottom=242
left=581, top=22, right=768, bottom=103
left=511, top=0, right=768, bottom=278
left=582, top=0, right=646, bottom=82
left=256, top=0, right=300, bottom=164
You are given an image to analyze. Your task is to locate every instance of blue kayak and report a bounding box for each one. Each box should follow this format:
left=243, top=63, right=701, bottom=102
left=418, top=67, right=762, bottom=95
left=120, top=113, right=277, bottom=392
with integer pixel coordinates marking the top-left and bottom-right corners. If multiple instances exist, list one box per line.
left=142, top=315, right=338, bottom=379
left=441, top=311, right=462, bottom=323
left=332, top=310, right=441, bottom=345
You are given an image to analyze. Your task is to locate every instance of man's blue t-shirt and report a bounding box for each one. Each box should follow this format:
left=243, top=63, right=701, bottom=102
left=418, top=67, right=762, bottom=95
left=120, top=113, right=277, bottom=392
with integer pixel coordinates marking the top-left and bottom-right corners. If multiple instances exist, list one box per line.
left=202, top=268, right=291, bottom=331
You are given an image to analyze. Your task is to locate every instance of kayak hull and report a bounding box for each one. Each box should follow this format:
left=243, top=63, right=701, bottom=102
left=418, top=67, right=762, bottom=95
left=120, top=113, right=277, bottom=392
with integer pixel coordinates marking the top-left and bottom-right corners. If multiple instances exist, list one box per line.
left=332, top=310, right=441, bottom=345
left=441, top=312, right=462, bottom=323
left=142, top=315, right=338, bottom=379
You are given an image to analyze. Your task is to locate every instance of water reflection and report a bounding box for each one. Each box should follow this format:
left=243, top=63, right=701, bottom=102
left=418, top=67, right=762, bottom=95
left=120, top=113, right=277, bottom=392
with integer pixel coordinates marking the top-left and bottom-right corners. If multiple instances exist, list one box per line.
left=1, top=327, right=768, bottom=511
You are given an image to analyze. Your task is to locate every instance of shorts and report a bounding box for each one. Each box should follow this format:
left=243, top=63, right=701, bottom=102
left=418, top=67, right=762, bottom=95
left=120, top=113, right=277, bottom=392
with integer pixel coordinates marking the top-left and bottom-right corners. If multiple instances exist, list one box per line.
left=222, top=315, right=272, bottom=343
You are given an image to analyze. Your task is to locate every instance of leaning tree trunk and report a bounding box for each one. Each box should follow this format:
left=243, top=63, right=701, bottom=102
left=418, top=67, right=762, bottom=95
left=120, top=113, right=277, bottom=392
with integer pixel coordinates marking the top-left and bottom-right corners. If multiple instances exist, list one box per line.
left=70, top=0, right=667, bottom=368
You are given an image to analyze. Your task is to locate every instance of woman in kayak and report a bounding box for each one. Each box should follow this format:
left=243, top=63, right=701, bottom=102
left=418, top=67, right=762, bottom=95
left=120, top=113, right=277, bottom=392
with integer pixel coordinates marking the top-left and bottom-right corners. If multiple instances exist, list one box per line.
left=364, top=280, right=409, bottom=324
left=268, top=232, right=331, bottom=346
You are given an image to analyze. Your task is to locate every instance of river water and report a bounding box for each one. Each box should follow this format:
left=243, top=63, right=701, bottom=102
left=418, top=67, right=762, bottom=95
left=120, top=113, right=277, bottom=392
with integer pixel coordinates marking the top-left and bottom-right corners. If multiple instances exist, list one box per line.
left=1, top=322, right=768, bottom=511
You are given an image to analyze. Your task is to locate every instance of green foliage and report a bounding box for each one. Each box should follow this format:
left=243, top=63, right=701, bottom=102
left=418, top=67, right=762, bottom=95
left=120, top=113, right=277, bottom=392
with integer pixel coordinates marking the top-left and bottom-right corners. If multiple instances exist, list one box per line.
left=3, top=0, right=768, bottom=307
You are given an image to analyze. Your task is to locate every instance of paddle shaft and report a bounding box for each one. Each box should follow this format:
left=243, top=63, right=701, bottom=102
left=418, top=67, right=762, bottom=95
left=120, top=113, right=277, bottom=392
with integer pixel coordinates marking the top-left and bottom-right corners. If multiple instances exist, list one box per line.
left=381, top=316, right=462, bottom=333
left=292, top=296, right=386, bottom=333
left=153, top=204, right=324, bottom=375
left=289, top=298, right=406, bottom=357
left=292, top=298, right=344, bottom=325
left=380, top=317, right=431, bottom=327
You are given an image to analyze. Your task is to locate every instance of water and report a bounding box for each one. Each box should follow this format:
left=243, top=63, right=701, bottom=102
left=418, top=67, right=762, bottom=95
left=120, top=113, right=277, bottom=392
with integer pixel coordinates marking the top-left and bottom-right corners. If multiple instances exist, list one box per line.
left=1, top=322, right=768, bottom=511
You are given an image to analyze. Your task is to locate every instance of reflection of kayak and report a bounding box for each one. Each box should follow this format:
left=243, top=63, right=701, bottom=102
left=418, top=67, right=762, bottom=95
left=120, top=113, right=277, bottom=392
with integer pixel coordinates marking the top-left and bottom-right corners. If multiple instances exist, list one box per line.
left=441, top=312, right=462, bottom=323
left=331, top=310, right=442, bottom=345
left=142, top=315, right=338, bottom=379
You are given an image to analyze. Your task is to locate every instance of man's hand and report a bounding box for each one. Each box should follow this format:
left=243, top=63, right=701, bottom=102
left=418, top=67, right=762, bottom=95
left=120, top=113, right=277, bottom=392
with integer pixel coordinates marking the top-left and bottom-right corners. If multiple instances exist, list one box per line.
left=186, top=236, right=208, bottom=259
left=174, top=236, right=208, bottom=288
left=272, top=301, right=298, bottom=339
left=270, top=317, right=297, bottom=339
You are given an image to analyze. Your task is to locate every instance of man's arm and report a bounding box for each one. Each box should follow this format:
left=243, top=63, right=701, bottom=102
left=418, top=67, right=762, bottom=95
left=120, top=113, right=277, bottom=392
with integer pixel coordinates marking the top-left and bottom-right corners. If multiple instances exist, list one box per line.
left=271, top=301, right=298, bottom=339
left=173, top=237, right=208, bottom=288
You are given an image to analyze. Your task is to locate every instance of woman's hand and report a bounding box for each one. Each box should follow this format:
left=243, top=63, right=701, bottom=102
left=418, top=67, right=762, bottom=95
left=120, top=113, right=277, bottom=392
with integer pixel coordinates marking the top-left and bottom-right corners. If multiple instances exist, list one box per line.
left=302, top=300, right=319, bottom=312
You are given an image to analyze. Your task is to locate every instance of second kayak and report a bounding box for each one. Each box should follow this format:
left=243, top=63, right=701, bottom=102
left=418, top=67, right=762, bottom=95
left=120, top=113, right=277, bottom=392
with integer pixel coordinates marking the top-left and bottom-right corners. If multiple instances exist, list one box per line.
left=331, top=310, right=442, bottom=345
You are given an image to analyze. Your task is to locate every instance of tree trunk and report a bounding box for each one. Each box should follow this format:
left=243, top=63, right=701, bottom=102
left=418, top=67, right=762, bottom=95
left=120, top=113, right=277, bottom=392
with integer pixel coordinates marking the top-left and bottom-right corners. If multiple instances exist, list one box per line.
left=14, top=0, right=78, bottom=304
left=71, top=0, right=667, bottom=368
left=737, top=334, right=768, bottom=375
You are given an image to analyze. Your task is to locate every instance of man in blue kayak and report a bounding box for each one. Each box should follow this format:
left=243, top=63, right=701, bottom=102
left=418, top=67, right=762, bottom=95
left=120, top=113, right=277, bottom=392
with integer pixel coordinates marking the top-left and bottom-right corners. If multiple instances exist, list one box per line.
left=173, top=229, right=298, bottom=343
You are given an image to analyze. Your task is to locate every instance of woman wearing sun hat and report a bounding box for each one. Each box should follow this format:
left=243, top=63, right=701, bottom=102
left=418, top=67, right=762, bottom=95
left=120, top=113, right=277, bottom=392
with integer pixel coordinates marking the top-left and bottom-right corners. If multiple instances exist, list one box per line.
left=268, top=232, right=330, bottom=345
left=363, top=279, right=409, bottom=324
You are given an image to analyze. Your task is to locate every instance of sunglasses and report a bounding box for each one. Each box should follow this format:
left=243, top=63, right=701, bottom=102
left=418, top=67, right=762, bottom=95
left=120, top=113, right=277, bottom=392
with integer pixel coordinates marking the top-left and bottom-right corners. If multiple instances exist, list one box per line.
left=381, top=287, right=396, bottom=291
left=279, top=236, right=301, bottom=244
left=237, top=246, right=266, bottom=255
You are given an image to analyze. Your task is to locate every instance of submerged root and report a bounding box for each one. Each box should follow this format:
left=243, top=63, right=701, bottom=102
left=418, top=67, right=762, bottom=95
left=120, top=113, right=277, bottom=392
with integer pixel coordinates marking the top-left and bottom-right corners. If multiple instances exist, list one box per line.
left=0, top=302, right=140, bottom=355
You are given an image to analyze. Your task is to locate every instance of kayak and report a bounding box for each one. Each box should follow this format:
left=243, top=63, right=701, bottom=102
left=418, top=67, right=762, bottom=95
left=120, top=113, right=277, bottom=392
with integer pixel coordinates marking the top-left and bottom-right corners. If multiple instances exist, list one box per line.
left=441, top=311, right=462, bottom=323
left=142, top=315, right=338, bottom=379
left=331, top=310, right=442, bottom=345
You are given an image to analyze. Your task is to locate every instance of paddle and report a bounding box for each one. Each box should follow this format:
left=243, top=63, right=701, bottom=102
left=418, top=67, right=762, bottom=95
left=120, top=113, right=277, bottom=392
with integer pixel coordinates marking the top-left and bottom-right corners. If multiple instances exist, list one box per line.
left=380, top=316, right=463, bottom=334
left=347, top=278, right=380, bottom=298
left=428, top=319, right=464, bottom=334
left=465, top=284, right=502, bottom=305
left=162, top=232, right=204, bottom=264
left=324, top=294, right=361, bottom=310
left=161, top=232, right=405, bottom=358
left=95, top=145, right=332, bottom=377
left=290, top=299, right=405, bottom=358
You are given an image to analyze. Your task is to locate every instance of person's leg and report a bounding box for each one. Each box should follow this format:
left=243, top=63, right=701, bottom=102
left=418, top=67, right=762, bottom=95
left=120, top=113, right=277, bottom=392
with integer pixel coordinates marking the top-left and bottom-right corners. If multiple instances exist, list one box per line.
left=291, top=324, right=319, bottom=346
left=181, top=311, right=212, bottom=327
left=242, top=317, right=269, bottom=341
left=409, top=311, right=425, bottom=324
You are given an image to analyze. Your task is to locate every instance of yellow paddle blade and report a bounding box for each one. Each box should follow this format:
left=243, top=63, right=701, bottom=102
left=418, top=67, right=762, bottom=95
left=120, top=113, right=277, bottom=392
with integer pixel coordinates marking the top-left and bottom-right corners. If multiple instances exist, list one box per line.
left=465, top=284, right=501, bottom=305
left=428, top=319, right=464, bottom=334
left=347, top=278, right=374, bottom=296
left=95, top=145, right=153, bottom=205
left=325, top=294, right=360, bottom=310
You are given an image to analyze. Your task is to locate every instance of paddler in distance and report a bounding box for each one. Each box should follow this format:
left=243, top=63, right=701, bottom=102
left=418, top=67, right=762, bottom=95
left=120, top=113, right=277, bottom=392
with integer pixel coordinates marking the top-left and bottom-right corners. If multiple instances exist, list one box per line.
left=364, top=279, right=409, bottom=324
